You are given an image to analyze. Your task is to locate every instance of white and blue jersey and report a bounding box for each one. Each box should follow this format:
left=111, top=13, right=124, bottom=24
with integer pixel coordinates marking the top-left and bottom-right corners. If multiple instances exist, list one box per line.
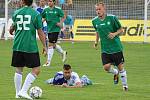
left=47, top=71, right=81, bottom=86
left=36, top=6, right=47, bottom=33
left=36, top=7, right=44, bottom=14
left=46, top=71, right=93, bottom=86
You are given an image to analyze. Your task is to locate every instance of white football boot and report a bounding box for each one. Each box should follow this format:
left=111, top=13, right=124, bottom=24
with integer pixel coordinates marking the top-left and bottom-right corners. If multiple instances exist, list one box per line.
left=18, top=91, right=33, bottom=100
left=62, top=51, right=67, bottom=62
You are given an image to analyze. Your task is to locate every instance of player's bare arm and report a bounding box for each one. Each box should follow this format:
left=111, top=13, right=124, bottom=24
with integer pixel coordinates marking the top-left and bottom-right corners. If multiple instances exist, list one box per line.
left=37, top=28, right=47, bottom=55
left=61, top=82, right=83, bottom=88
left=9, top=25, right=15, bottom=35
left=56, top=16, right=65, bottom=28
left=94, top=32, right=99, bottom=49
left=42, top=18, right=46, bottom=22
left=108, top=27, right=123, bottom=39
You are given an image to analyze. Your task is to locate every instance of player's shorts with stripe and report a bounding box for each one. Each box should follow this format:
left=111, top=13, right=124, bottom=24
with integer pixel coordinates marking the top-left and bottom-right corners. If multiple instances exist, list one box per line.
left=48, top=32, right=59, bottom=43
left=101, top=51, right=125, bottom=66
left=11, top=51, right=40, bottom=68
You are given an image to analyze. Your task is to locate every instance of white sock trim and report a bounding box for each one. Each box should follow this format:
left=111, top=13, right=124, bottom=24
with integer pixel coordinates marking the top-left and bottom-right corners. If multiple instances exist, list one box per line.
left=119, top=70, right=128, bottom=86
left=47, top=46, right=54, bottom=63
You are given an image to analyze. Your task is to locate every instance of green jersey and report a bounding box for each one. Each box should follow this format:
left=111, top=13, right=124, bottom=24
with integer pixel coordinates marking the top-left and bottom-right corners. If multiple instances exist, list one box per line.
left=12, top=6, right=42, bottom=53
left=92, top=14, right=123, bottom=54
left=41, top=6, right=64, bottom=33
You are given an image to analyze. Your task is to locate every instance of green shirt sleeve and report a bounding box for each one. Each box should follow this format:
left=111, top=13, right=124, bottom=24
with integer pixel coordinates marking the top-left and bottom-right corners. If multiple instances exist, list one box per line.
left=92, top=20, right=98, bottom=32
left=59, top=9, right=64, bottom=18
left=92, top=21, right=96, bottom=30
left=113, top=16, right=122, bottom=30
left=34, top=14, right=43, bottom=29
left=12, top=14, right=15, bottom=22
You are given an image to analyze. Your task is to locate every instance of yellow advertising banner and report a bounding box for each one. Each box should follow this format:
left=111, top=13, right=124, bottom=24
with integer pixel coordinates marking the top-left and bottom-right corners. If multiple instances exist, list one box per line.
left=73, top=19, right=150, bottom=42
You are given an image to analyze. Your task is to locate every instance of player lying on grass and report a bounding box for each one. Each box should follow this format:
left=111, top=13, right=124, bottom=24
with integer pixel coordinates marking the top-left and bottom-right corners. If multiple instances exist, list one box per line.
left=45, top=64, right=92, bottom=88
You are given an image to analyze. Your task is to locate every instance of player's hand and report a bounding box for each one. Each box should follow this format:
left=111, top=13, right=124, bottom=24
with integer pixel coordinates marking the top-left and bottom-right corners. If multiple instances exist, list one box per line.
left=108, top=32, right=116, bottom=39
left=9, top=25, right=15, bottom=35
left=93, top=42, right=98, bottom=50
left=61, top=83, right=68, bottom=88
left=42, top=46, right=47, bottom=57
left=56, top=22, right=63, bottom=28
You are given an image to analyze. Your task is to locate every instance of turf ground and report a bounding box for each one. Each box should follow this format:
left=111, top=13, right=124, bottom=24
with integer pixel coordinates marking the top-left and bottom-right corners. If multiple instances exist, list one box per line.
left=0, top=40, right=150, bottom=100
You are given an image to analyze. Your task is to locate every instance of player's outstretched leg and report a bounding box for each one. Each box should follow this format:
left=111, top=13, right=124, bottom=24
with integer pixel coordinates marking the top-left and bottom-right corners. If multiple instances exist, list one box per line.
left=120, top=69, right=128, bottom=91
left=18, top=73, right=35, bottom=100
left=114, top=73, right=119, bottom=84
left=43, top=46, right=54, bottom=67
left=14, top=67, right=23, bottom=98
left=118, top=64, right=128, bottom=91
left=18, top=67, right=40, bottom=100
left=62, top=51, right=67, bottom=62
left=104, top=64, right=119, bottom=84
left=55, top=44, right=67, bottom=62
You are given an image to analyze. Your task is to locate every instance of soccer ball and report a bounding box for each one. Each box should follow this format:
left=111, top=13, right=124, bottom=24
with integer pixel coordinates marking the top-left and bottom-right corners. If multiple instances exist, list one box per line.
left=29, top=86, right=42, bottom=99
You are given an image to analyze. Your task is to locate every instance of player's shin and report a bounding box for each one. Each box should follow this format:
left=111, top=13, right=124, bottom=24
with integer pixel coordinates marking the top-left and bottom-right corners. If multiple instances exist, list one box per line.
left=55, top=44, right=64, bottom=54
left=119, top=69, right=128, bottom=87
left=14, top=72, right=22, bottom=97
left=108, top=67, right=118, bottom=75
left=106, top=66, right=119, bottom=84
left=20, top=73, right=36, bottom=93
left=47, top=46, right=54, bottom=64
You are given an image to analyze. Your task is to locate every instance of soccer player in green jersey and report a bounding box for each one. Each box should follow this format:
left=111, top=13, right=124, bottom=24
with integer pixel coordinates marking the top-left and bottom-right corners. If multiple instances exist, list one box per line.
left=41, top=0, right=67, bottom=67
left=92, top=2, right=128, bottom=91
left=9, top=0, right=47, bottom=99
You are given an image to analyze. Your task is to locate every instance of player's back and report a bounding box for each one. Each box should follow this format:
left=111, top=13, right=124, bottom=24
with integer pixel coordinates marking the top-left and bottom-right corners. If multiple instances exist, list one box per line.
left=12, top=6, right=42, bottom=53
left=53, top=71, right=67, bottom=85
left=13, top=6, right=39, bottom=32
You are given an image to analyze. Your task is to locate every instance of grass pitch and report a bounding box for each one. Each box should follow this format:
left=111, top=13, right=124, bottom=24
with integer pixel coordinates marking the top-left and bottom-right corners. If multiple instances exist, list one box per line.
left=0, top=40, right=150, bottom=100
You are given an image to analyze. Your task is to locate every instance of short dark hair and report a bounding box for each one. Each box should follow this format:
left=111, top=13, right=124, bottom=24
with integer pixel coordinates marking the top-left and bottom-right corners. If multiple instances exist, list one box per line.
left=52, top=0, right=56, bottom=4
left=63, top=64, right=71, bottom=70
left=23, top=0, right=33, bottom=6
left=48, top=0, right=56, bottom=3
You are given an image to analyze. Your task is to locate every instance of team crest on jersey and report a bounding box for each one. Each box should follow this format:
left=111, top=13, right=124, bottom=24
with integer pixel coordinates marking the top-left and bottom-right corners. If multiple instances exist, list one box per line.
left=107, top=21, right=110, bottom=25
left=54, top=11, right=57, bottom=14
left=96, top=24, right=98, bottom=28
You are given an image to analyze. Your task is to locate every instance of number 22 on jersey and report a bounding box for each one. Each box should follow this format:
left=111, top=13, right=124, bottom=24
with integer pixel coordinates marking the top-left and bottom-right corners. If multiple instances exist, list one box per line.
left=16, top=15, right=31, bottom=30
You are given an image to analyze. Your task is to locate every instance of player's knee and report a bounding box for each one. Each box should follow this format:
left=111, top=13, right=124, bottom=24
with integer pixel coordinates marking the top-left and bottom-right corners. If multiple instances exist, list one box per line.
left=48, top=43, right=54, bottom=49
left=49, top=43, right=54, bottom=47
left=103, top=64, right=111, bottom=72
left=16, top=67, right=23, bottom=74
left=32, top=67, right=40, bottom=76
left=117, top=63, right=124, bottom=71
left=53, top=44, right=57, bottom=48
